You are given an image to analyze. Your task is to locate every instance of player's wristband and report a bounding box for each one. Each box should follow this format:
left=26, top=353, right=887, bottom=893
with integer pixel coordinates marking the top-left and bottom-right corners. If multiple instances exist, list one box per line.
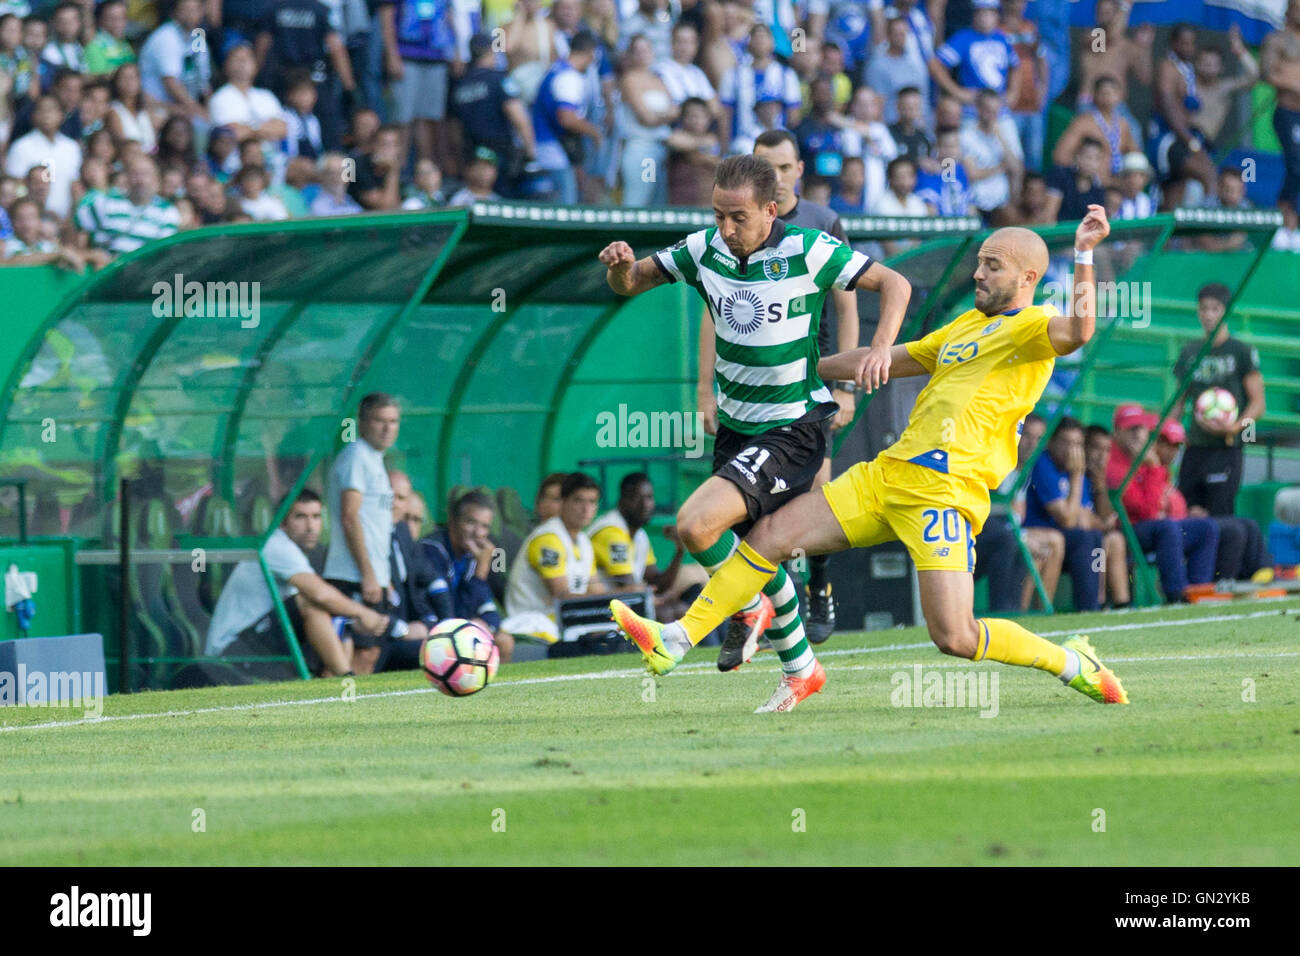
left=1074, top=248, right=1093, bottom=265
left=833, top=380, right=857, bottom=393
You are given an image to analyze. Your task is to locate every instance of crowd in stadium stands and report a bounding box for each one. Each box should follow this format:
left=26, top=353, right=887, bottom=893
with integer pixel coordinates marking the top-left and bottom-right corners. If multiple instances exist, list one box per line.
left=0, top=0, right=1299, bottom=266
left=206, top=391, right=715, bottom=675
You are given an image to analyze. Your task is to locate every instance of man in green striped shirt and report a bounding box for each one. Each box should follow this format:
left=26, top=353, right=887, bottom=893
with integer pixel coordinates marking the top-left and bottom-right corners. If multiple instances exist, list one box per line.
left=75, top=155, right=180, bottom=256
left=599, top=153, right=911, bottom=711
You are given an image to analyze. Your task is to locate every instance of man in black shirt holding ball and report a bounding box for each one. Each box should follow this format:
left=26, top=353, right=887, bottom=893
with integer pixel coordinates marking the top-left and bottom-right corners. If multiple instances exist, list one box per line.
left=1173, top=282, right=1268, bottom=518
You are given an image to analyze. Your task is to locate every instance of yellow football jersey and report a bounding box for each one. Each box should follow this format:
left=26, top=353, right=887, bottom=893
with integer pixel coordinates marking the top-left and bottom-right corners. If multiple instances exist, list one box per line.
left=881, top=305, right=1060, bottom=490
left=589, top=509, right=657, bottom=584
left=504, top=517, right=595, bottom=618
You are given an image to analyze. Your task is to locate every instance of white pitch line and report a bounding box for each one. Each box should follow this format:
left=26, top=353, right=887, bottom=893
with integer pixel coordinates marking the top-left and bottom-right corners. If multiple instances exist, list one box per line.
left=1, top=605, right=1296, bottom=734
left=1034, top=606, right=1296, bottom=637
left=0, top=687, right=437, bottom=733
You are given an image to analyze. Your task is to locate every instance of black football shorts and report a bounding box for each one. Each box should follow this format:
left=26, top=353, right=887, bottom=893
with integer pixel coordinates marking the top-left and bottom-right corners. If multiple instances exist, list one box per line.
left=712, top=403, right=835, bottom=534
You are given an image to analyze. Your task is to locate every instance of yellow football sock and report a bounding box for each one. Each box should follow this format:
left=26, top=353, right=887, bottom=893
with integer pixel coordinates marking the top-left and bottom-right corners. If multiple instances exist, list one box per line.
left=973, top=618, right=1067, bottom=675
left=679, top=541, right=777, bottom=645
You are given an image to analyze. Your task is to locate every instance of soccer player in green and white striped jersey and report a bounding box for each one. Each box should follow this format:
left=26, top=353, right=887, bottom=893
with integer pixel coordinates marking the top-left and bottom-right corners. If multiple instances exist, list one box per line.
left=598, top=153, right=911, bottom=712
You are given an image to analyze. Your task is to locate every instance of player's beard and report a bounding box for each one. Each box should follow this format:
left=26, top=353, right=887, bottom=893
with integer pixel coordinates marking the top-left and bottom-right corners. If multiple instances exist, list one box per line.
left=975, top=283, right=1016, bottom=316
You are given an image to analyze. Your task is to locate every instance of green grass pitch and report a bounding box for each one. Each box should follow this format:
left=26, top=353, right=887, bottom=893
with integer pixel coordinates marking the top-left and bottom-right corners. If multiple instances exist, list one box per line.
left=2, top=599, right=1298, bottom=865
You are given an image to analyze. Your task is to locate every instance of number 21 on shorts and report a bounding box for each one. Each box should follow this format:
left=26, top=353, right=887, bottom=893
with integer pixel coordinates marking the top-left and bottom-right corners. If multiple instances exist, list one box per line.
left=734, top=446, right=771, bottom=470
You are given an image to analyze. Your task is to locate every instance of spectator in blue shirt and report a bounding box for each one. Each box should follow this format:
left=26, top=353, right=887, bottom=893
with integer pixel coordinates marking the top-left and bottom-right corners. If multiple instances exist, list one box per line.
left=1024, top=416, right=1125, bottom=612
left=1270, top=488, right=1300, bottom=565
left=816, top=0, right=873, bottom=82
left=531, top=29, right=602, bottom=205
left=381, top=0, right=462, bottom=177
left=930, top=0, right=1019, bottom=102
left=915, top=128, right=975, bottom=216
left=718, top=24, right=802, bottom=153
left=553, top=2, right=616, bottom=203
left=928, top=0, right=1021, bottom=151
left=422, top=490, right=515, bottom=662
left=794, top=75, right=848, bottom=185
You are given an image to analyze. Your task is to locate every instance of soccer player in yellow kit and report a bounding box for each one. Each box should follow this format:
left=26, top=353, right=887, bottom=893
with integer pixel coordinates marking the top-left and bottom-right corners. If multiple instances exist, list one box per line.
left=612, top=206, right=1129, bottom=712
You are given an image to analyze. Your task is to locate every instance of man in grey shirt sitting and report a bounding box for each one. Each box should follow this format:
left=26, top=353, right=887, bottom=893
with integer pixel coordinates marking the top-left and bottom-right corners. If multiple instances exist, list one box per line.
left=206, top=489, right=395, bottom=676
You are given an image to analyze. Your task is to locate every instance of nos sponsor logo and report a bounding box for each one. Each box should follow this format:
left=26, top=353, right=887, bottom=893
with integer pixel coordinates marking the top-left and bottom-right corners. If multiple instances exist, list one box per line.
left=709, top=290, right=784, bottom=333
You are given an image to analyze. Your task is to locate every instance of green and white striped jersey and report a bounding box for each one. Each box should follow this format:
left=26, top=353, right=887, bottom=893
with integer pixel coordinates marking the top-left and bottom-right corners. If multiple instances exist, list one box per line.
left=652, top=218, right=873, bottom=434
left=75, top=189, right=181, bottom=255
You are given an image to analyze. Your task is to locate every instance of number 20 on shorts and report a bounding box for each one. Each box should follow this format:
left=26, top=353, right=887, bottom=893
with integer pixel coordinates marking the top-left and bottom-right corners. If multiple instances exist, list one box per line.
left=921, top=508, right=963, bottom=543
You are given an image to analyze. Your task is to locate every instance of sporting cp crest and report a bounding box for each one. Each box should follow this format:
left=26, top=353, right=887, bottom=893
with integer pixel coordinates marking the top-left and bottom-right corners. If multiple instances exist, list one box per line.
left=763, top=256, right=788, bottom=281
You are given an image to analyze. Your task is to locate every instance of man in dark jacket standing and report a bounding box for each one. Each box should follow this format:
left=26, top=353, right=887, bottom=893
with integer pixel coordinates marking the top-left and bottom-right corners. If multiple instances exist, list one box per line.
left=388, top=470, right=435, bottom=641
left=450, top=32, right=536, bottom=197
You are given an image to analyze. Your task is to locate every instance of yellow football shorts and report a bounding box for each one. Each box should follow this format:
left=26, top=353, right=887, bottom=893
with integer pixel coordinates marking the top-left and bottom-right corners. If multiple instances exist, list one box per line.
left=821, top=456, right=992, bottom=573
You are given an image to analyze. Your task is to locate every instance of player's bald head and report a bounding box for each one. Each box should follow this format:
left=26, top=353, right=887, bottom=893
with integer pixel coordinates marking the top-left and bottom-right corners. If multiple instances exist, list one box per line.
left=980, top=227, right=1050, bottom=287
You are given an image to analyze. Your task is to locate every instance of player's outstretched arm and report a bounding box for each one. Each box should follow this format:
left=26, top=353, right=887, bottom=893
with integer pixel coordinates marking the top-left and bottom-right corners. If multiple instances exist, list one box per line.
left=820, top=260, right=912, bottom=394
left=598, top=241, right=673, bottom=297
left=1048, top=204, right=1110, bottom=356
left=819, top=342, right=928, bottom=387
left=848, top=260, right=912, bottom=391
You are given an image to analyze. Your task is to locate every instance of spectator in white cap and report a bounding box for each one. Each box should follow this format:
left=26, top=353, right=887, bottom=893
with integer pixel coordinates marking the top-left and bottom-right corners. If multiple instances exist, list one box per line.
left=1116, top=151, right=1155, bottom=220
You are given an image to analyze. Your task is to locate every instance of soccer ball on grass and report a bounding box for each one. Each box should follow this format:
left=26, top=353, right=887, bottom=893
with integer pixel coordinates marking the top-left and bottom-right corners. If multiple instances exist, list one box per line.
left=421, top=619, right=500, bottom=697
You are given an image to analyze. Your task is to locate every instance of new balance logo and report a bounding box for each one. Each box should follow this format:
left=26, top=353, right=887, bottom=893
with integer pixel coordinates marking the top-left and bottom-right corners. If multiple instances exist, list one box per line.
left=932, top=547, right=950, bottom=557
